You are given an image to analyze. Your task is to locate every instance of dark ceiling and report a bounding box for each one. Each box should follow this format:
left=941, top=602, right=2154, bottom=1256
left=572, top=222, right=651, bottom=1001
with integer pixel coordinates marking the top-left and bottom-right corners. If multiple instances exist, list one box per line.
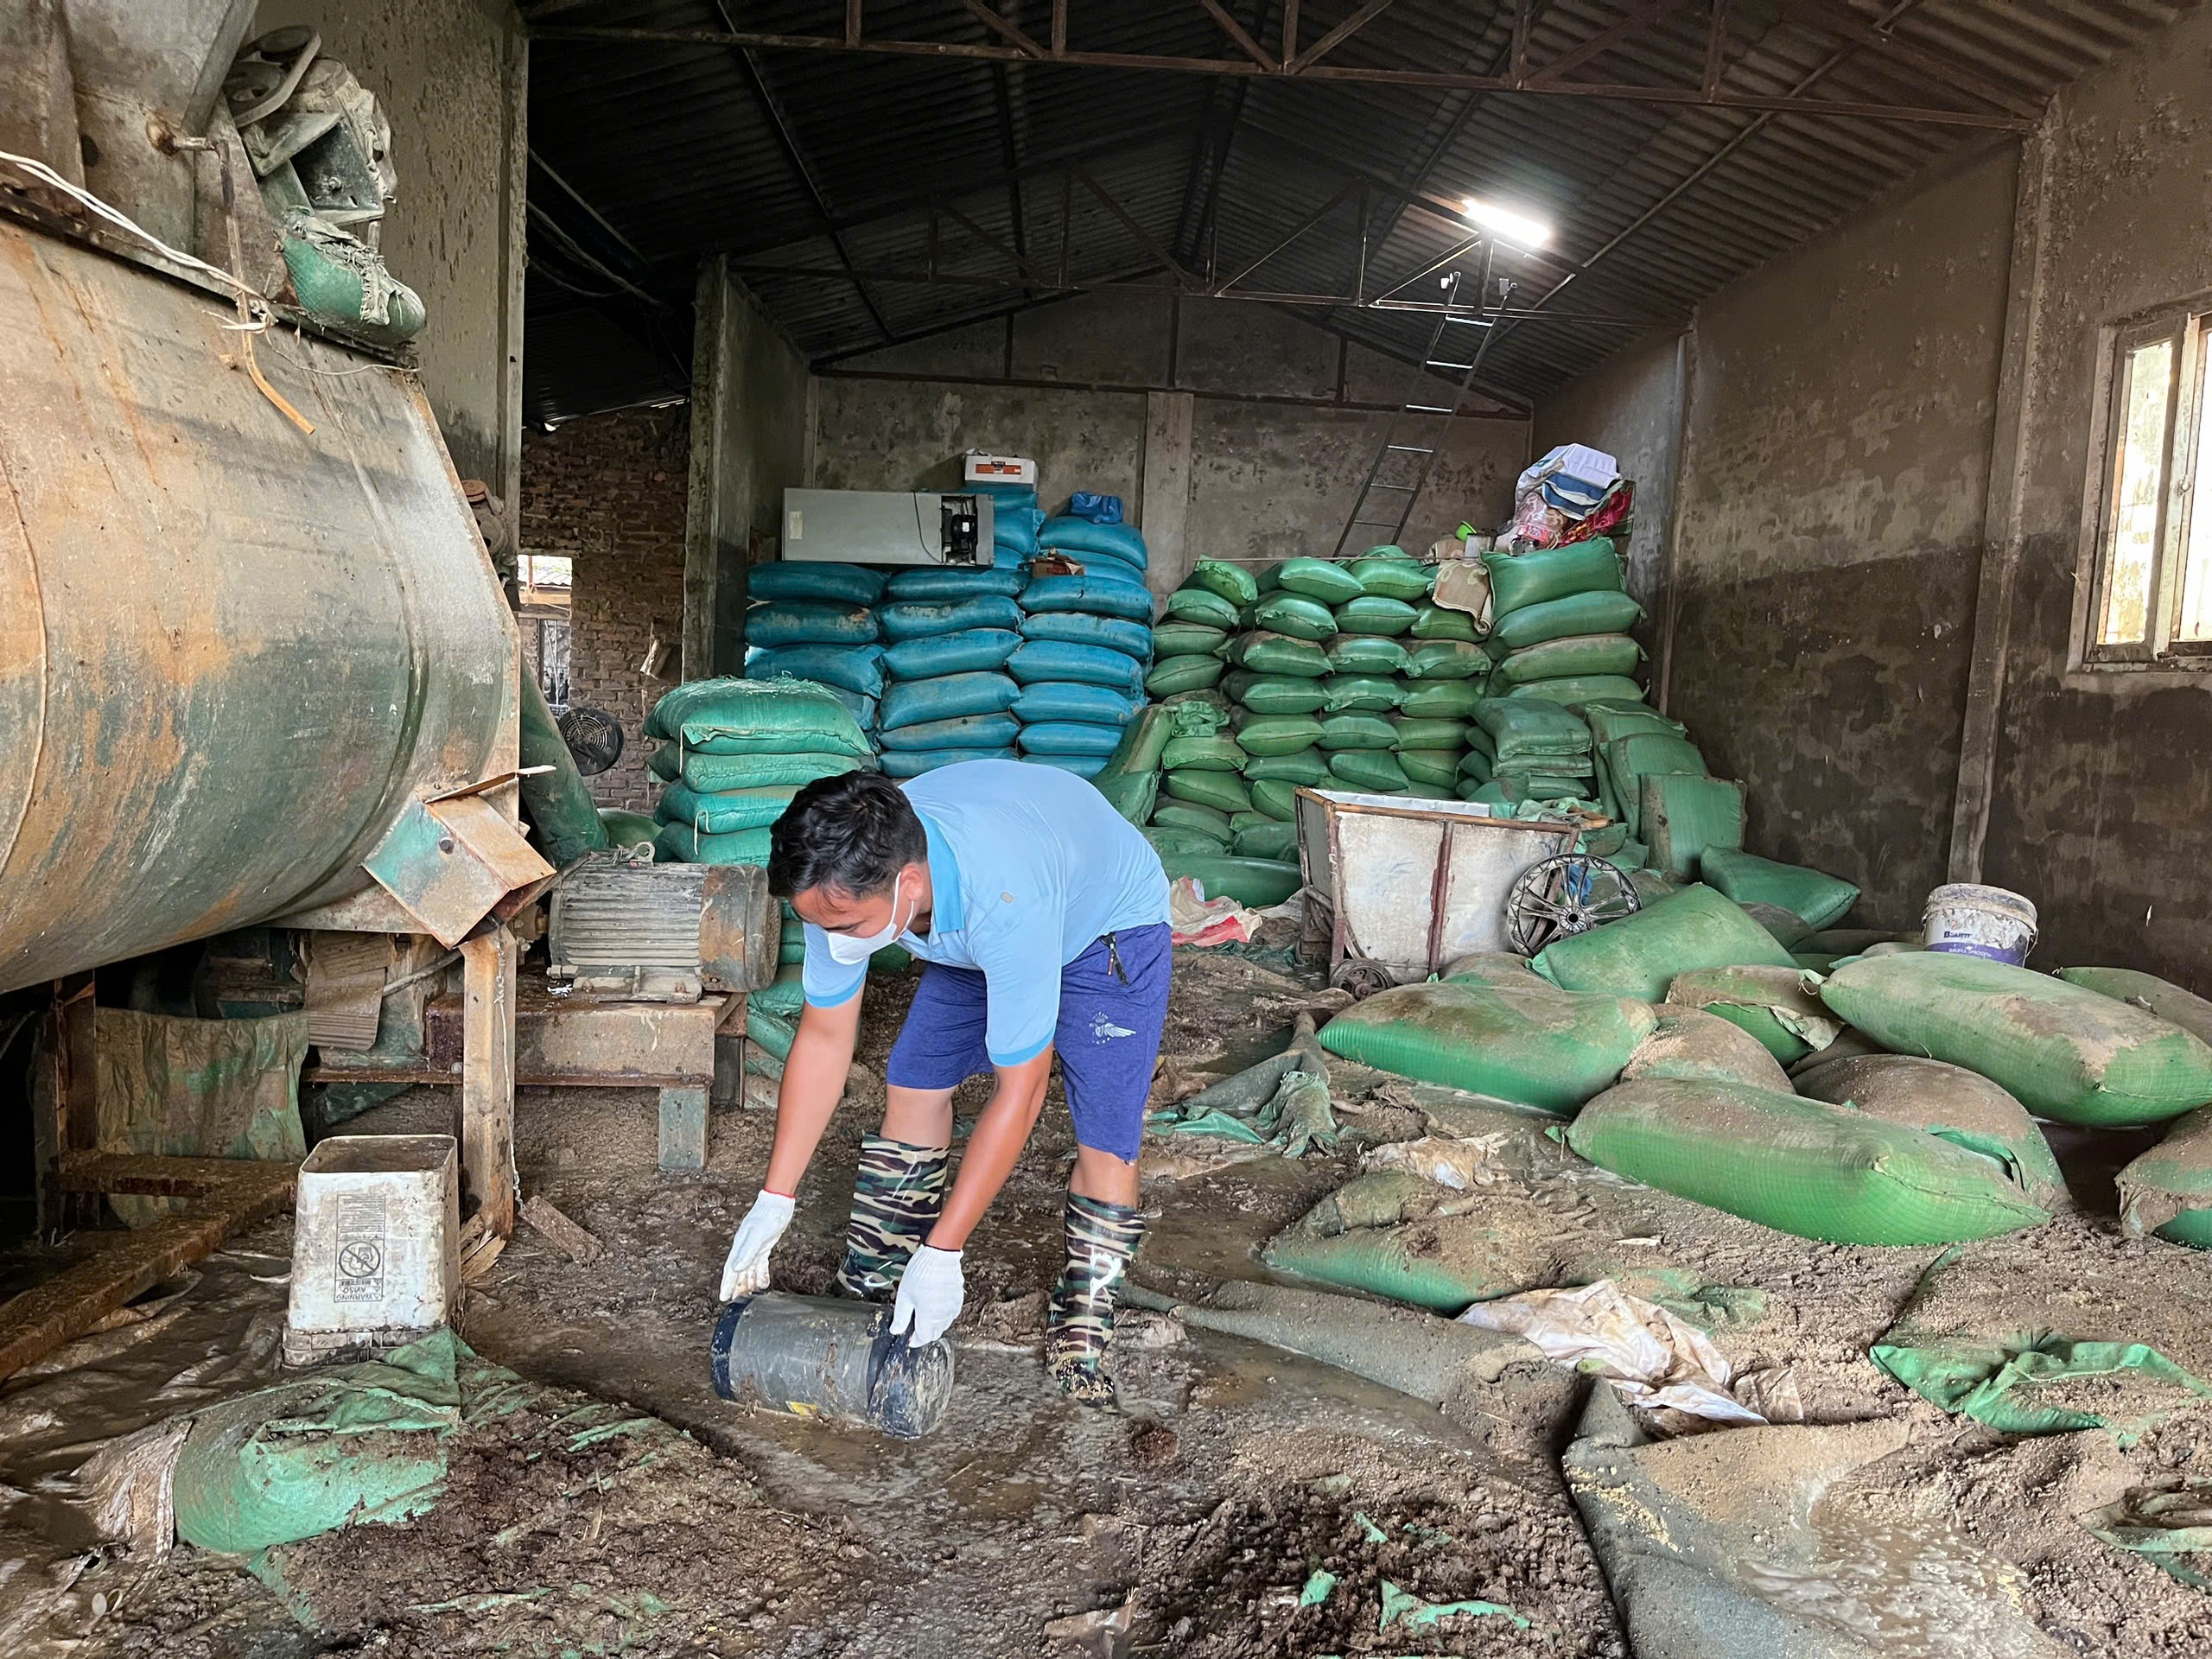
left=519, top=0, right=2184, bottom=425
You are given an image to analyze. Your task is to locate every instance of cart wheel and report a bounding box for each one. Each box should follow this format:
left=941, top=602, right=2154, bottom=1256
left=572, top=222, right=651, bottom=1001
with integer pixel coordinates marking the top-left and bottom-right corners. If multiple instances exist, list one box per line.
left=1331, top=959, right=1396, bottom=1001
left=1506, top=855, right=1641, bottom=956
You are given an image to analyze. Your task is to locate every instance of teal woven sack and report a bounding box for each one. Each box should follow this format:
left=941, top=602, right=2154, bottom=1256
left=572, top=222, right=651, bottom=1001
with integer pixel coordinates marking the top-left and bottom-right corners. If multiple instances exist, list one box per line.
left=885, top=565, right=1026, bottom=601
left=655, top=784, right=798, bottom=834
left=878, top=671, right=1021, bottom=731
left=876, top=713, right=1021, bottom=752
left=1332, top=594, right=1417, bottom=636
left=743, top=601, right=880, bottom=650
left=654, top=822, right=775, bottom=865
left=750, top=563, right=886, bottom=606
left=1011, top=681, right=1141, bottom=726
left=1020, top=574, right=1156, bottom=623
left=878, top=595, right=1025, bottom=642
left=880, top=746, right=1015, bottom=779
left=1254, top=593, right=1338, bottom=642
left=744, top=646, right=887, bottom=700
left=1016, top=721, right=1127, bottom=758
left=650, top=747, right=859, bottom=791
left=1019, top=612, right=1154, bottom=661
left=1010, top=640, right=1146, bottom=693
left=1274, top=557, right=1365, bottom=604
left=881, top=628, right=1020, bottom=680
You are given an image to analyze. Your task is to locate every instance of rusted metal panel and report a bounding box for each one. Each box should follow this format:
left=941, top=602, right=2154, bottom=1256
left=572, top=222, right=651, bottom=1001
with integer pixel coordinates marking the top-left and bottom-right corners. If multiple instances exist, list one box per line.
left=0, top=218, right=515, bottom=992
left=699, top=863, right=776, bottom=991
left=364, top=793, right=554, bottom=949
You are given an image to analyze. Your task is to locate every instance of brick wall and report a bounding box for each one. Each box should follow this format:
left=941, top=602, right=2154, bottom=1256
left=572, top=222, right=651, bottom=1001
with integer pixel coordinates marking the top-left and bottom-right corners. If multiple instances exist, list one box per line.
left=519, top=407, right=690, bottom=809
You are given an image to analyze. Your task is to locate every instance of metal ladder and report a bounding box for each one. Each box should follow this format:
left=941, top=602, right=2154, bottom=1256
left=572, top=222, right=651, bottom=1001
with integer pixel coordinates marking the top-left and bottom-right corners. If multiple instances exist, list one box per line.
left=1330, top=257, right=1502, bottom=560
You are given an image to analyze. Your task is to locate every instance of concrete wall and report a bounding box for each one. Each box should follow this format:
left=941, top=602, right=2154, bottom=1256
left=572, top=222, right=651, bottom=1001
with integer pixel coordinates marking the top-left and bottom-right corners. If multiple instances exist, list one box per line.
left=256, top=0, right=528, bottom=523
left=1531, top=328, right=1684, bottom=616
left=814, top=293, right=1530, bottom=600
left=1539, top=143, right=2018, bottom=931
left=519, top=409, right=689, bottom=810
left=1978, top=3, right=2212, bottom=978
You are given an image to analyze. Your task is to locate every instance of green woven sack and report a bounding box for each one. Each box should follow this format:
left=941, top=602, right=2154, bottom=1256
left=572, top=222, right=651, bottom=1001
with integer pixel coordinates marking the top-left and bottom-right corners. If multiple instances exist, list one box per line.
left=1145, top=654, right=1225, bottom=696
left=1163, top=587, right=1242, bottom=629
left=1493, top=632, right=1643, bottom=686
left=1503, top=674, right=1646, bottom=707
left=1152, top=799, right=1232, bottom=840
left=1484, top=537, right=1622, bottom=614
left=1232, top=713, right=1323, bottom=756
left=1161, top=734, right=1247, bottom=772
left=1094, top=771, right=1157, bottom=828
left=1320, top=674, right=1402, bottom=713
left=1156, top=855, right=1302, bottom=908
left=2058, top=967, right=2212, bottom=1046
left=1327, top=749, right=1409, bottom=792
left=655, top=783, right=800, bottom=834
left=1581, top=701, right=1685, bottom=745
left=1316, top=713, right=1396, bottom=751
left=1096, top=704, right=1173, bottom=778
left=1642, top=775, right=1746, bottom=879
left=1249, top=779, right=1301, bottom=821
left=1566, top=1079, right=2050, bottom=1245
left=1533, top=884, right=1797, bottom=1003
left=1410, top=603, right=1478, bottom=642
left=1253, top=593, right=1338, bottom=642
left=1398, top=680, right=1484, bottom=720
left=1348, top=556, right=1433, bottom=601
left=651, top=747, right=860, bottom=792
left=1164, top=768, right=1254, bottom=815
left=1189, top=560, right=1259, bottom=606
left=1398, top=749, right=1463, bottom=788
left=1319, top=976, right=1656, bottom=1114
left=1458, top=747, right=1492, bottom=782
left=2116, top=1107, right=2212, bottom=1245
left=1332, top=594, right=1417, bottom=636
left=1820, top=953, right=2212, bottom=1126
left=1153, top=621, right=1228, bottom=658
left=1147, top=824, right=1230, bottom=857
left=1245, top=750, right=1333, bottom=786
left=1491, top=772, right=1596, bottom=804
left=1326, top=635, right=1410, bottom=676
left=1274, top=556, right=1365, bottom=604
left=1163, top=690, right=1233, bottom=736
left=1229, top=631, right=1332, bottom=677
left=1794, top=1053, right=2069, bottom=1216
left=1234, top=817, right=1299, bottom=861
left=1489, top=589, right=1646, bottom=651
left=1605, top=733, right=1706, bottom=837
left=653, top=822, right=774, bottom=865
left=1667, top=964, right=1842, bottom=1065
left=1473, top=697, right=1590, bottom=763
left=1389, top=717, right=1466, bottom=752
left=1700, top=849, right=1859, bottom=931
left=1228, top=672, right=1330, bottom=714
left=599, top=808, right=659, bottom=858
left=646, top=677, right=872, bottom=760
left=1403, top=640, right=1489, bottom=680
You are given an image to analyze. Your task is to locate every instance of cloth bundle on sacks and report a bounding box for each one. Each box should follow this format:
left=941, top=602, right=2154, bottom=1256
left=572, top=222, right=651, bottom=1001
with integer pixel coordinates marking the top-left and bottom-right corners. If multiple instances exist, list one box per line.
left=1011, top=538, right=1154, bottom=779
left=646, top=677, right=872, bottom=863
left=874, top=569, right=1026, bottom=780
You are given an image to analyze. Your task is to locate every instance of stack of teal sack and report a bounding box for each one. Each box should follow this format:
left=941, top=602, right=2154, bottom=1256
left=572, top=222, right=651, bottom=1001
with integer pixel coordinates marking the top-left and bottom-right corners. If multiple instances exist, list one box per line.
left=740, top=563, right=887, bottom=735
left=1013, top=523, right=1154, bottom=779
left=646, top=677, right=873, bottom=865
left=874, top=565, right=1027, bottom=779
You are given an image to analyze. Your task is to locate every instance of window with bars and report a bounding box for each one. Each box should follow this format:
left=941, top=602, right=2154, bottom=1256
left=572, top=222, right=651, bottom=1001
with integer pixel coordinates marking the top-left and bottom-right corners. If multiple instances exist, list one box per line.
left=2083, top=307, right=2212, bottom=665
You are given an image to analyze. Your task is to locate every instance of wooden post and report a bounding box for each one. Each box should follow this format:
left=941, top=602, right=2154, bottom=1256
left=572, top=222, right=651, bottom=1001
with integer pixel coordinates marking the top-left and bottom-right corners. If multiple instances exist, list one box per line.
left=459, top=925, right=518, bottom=1238
left=658, top=1085, right=709, bottom=1170
left=34, top=975, right=98, bottom=1234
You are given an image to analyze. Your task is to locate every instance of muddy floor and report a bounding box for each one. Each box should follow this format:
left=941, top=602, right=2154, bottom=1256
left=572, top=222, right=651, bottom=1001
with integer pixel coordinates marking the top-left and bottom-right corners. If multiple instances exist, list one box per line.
left=4, top=944, right=2212, bottom=1655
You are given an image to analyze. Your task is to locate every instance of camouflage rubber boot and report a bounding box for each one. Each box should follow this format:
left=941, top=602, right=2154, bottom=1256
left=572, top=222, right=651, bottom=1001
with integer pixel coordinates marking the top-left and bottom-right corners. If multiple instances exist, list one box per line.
left=1045, top=1192, right=1145, bottom=1409
left=834, top=1135, right=950, bottom=1302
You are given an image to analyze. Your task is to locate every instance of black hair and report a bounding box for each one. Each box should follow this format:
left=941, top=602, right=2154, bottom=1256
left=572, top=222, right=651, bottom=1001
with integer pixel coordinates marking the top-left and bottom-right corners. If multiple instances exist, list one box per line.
left=766, top=771, right=927, bottom=901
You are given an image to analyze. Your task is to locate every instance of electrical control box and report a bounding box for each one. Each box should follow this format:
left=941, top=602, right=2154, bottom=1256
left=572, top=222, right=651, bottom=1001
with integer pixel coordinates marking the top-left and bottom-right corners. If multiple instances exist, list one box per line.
left=780, top=489, right=996, bottom=566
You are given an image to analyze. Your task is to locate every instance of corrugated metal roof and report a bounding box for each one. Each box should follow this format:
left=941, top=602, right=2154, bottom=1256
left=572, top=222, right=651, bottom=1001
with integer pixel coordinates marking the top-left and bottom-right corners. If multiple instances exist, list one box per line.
left=522, top=0, right=2190, bottom=421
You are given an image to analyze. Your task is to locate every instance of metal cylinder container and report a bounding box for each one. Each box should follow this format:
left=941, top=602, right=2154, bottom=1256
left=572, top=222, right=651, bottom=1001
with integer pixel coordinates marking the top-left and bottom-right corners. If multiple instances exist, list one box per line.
left=0, top=219, right=515, bottom=992
left=710, top=1291, right=957, bottom=1440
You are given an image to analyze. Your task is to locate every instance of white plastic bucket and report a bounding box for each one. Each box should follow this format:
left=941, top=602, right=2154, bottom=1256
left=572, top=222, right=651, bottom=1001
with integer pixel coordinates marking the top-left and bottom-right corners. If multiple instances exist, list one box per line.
left=284, top=1134, right=460, bottom=1365
left=1923, top=883, right=2037, bottom=964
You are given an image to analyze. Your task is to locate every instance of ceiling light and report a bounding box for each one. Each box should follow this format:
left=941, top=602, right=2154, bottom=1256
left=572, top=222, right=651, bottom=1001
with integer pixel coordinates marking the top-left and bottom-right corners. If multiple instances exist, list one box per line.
left=1462, top=199, right=1551, bottom=249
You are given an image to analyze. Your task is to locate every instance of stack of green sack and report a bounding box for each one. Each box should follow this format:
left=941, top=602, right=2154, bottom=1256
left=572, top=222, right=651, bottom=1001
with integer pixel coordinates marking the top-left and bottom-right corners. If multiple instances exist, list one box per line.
left=741, top=563, right=887, bottom=735
left=647, top=677, right=873, bottom=865
left=1479, top=537, right=1646, bottom=712
left=872, top=565, right=1028, bottom=779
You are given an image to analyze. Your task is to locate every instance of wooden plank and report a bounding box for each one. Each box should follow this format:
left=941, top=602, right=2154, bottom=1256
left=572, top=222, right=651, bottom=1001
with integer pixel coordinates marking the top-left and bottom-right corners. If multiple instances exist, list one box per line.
left=520, top=1194, right=602, bottom=1262
left=658, top=1084, right=709, bottom=1170
left=0, top=1162, right=296, bottom=1382
left=50, top=1151, right=288, bottom=1197
left=460, top=925, right=518, bottom=1238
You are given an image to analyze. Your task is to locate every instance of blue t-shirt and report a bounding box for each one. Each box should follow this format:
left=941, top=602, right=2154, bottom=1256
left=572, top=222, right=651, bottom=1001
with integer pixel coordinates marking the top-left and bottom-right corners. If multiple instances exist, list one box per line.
left=801, top=760, right=1170, bottom=1065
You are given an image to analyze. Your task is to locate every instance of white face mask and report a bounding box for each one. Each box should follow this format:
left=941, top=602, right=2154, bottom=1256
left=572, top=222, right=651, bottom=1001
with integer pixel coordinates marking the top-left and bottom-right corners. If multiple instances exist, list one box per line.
left=822, top=872, right=915, bottom=965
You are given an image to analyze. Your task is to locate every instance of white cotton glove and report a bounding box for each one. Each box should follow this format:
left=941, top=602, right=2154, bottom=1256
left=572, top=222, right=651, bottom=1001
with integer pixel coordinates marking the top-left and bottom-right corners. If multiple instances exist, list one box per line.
left=887, top=1244, right=965, bottom=1345
left=718, top=1190, right=795, bottom=1302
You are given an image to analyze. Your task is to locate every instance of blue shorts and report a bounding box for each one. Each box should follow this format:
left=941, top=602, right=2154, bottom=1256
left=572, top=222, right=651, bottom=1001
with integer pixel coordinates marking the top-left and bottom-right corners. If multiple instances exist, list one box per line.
left=885, top=924, right=1173, bottom=1162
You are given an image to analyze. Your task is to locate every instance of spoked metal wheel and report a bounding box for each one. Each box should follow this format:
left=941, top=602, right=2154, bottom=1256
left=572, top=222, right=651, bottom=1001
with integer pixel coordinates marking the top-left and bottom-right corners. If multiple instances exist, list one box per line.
left=1330, top=957, right=1397, bottom=1001
left=1506, top=855, right=1641, bottom=956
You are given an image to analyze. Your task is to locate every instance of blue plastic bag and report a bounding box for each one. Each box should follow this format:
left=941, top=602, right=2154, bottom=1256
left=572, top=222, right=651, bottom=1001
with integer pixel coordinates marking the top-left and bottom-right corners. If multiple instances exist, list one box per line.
left=876, top=713, right=1021, bottom=753
left=747, top=645, right=886, bottom=700
left=747, top=563, right=887, bottom=606
left=1007, top=640, right=1147, bottom=694
left=882, top=628, right=1021, bottom=680
left=1016, top=721, right=1127, bottom=758
left=744, top=602, right=880, bottom=649
left=880, top=746, right=1017, bottom=778
left=878, top=595, right=1026, bottom=643
left=1010, top=681, right=1141, bottom=725
left=1065, top=492, right=1123, bottom=524
left=1020, top=572, right=1155, bottom=623
left=878, top=671, right=1021, bottom=731
left=1019, top=612, right=1154, bottom=662
left=884, top=566, right=1027, bottom=602
left=1037, top=517, right=1147, bottom=570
